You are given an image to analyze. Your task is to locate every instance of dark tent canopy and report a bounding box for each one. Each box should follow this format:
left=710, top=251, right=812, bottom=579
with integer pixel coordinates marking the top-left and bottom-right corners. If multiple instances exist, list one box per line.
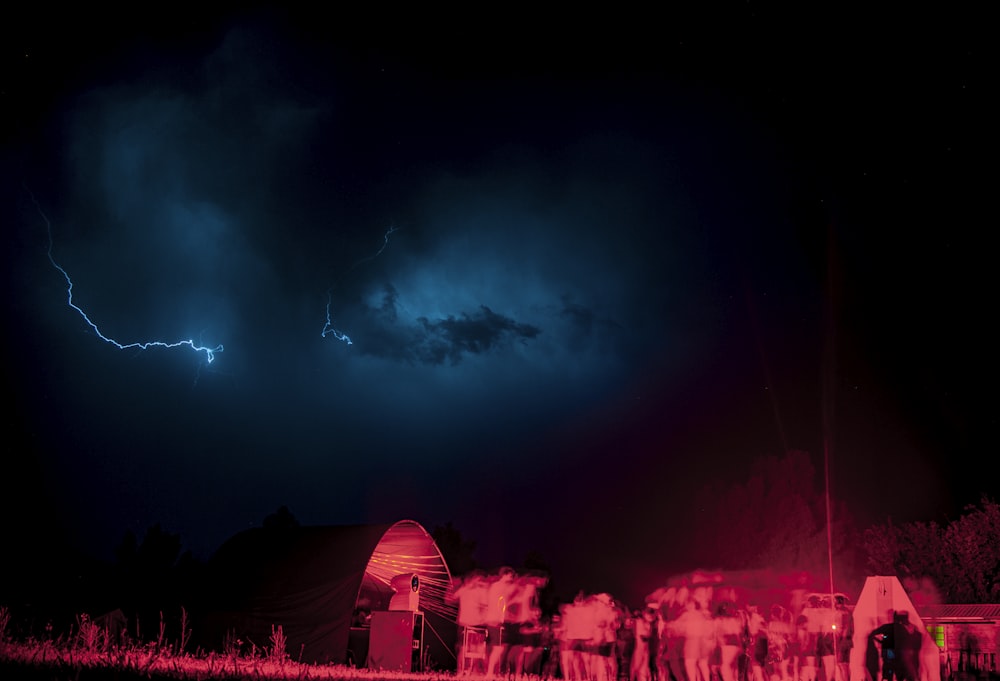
left=195, top=520, right=456, bottom=665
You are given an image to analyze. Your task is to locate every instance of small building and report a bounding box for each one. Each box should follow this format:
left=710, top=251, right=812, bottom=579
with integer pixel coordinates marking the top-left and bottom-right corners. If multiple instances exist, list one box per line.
left=920, top=603, right=1000, bottom=681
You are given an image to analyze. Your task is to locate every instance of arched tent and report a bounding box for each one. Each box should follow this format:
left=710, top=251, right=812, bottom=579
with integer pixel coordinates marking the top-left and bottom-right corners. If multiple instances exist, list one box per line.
left=195, top=520, right=457, bottom=666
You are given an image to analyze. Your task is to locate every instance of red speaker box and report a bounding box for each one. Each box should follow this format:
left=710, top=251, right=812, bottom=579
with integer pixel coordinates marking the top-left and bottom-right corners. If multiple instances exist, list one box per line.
left=367, top=610, right=425, bottom=672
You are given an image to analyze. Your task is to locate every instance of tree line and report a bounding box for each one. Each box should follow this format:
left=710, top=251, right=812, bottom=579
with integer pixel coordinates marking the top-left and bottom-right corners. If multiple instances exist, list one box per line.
left=862, top=496, right=1000, bottom=603
left=433, top=451, right=999, bottom=607
left=3, top=456, right=997, bottom=646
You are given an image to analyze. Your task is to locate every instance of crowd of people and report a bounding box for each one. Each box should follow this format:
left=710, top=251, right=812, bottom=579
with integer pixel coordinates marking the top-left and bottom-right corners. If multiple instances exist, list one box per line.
left=633, top=582, right=855, bottom=681
left=447, top=569, right=861, bottom=681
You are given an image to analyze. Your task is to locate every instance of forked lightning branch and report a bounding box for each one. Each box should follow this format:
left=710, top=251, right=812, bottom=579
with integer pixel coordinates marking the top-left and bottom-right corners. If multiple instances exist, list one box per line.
left=322, top=225, right=399, bottom=345
left=27, top=189, right=224, bottom=365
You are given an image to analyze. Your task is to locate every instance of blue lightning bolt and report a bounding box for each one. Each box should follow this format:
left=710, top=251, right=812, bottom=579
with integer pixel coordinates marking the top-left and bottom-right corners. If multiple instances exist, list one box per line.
left=27, top=189, right=224, bottom=364
left=322, top=225, right=399, bottom=345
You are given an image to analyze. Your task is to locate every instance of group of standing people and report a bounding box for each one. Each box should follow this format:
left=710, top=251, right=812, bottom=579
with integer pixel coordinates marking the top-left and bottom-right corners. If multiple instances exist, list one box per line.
left=449, top=567, right=550, bottom=676
left=552, top=591, right=623, bottom=681
left=449, top=569, right=860, bottom=681
left=448, top=567, right=636, bottom=681
left=629, top=584, right=854, bottom=681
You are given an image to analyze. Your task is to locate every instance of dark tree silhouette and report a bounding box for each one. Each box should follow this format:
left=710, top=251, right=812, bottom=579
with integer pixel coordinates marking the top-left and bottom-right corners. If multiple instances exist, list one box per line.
left=520, top=549, right=559, bottom=617
left=863, top=496, right=1000, bottom=603
left=521, top=549, right=550, bottom=574
left=136, top=524, right=183, bottom=575
left=432, top=521, right=478, bottom=576
left=691, top=450, right=863, bottom=592
left=262, top=505, right=300, bottom=528
left=112, top=523, right=204, bottom=644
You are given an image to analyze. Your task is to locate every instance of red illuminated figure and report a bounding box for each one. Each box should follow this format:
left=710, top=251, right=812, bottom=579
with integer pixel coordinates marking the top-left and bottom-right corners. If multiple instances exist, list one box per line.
left=744, top=604, right=768, bottom=681
left=589, top=593, right=619, bottom=681
left=485, top=567, right=519, bottom=676
left=765, top=604, right=794, bottom=681
left=449, top=571, right=489, bottom=674
left=671, top=596, right=713, bottom=681
left=505, top=571, right=548, bottom=675
left=630, top=607, right=655, bottom=681
left=714, top=593, right=743, bottom=681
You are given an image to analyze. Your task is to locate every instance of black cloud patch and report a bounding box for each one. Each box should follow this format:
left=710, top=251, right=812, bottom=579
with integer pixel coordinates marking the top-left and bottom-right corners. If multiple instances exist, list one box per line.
left=417, top=306, right=540, bottom=365
left=352, top=287, right=540, bottom=365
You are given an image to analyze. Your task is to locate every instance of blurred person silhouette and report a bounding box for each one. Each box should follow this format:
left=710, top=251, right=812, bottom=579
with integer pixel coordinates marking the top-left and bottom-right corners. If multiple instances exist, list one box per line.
left=745, top=604, right=768, bottom=681
left=656, top=586, right=687, bottom=681
left=813, top=596, right=837, bottom=681
left=449, top=570, right=489, bottom=674
left=544, top=613, right=564, bottom=679
left=617, top=605, right=634, bottom=681
left=897, top=612, right=923, bottom=681
left=632, top=607, right=656, bottom=681
left=872, top=610, right=921, bottom=681
left=798, top=596, right=821, bottom=681
left=715, top=598, right=743, bottom=681
left=486, top=567, right=519, bottom=676
left=672, top=597, right=713, bottom=681
left=765, top=604, right=794, bottom=681
left=591, top=593, right=620, bottom=681
left=562, top=595, right=591, bottom=681
left=510, top=571, right=549, bottom=675
left=834, top=595, right=854, bottom=681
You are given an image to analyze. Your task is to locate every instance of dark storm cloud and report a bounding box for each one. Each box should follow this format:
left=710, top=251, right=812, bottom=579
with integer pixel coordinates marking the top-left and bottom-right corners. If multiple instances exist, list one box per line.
left=25, top=15, right=702, bottom=524
left=11, top=11, right=828, bottom=580
left=40, top=10, right=720, bottom=409
left=349, top=281, right=540, bottom=365
left=421, top=306, right=540, bottom=362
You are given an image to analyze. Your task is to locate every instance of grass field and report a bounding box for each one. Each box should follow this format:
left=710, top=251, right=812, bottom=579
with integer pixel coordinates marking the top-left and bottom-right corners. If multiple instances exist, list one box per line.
left=0, top=638, right=467, bottom=681
left=0, top=606, right=466, bottom=681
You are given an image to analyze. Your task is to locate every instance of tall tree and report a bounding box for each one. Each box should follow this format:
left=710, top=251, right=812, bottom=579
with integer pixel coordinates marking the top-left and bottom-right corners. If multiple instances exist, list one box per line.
left=863, top=497, right=1000, bottom=603
left=945, top=499, right=1000, bottom=602
left=692, top=450, right=862, bottom=591
left=112, top=523, right=203, bottom=643
left=432, top=521, right=478, bottom=576
left=262, top=505, right=300, bottom=528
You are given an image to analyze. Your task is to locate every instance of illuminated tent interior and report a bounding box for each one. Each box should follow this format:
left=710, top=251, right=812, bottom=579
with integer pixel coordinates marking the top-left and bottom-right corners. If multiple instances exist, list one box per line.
left=195, top=520, right=457, bottom=666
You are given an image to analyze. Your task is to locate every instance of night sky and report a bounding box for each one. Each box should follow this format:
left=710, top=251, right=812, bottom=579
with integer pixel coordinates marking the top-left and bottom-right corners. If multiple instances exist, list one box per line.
left=3, top=7, right=993, bottom=608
